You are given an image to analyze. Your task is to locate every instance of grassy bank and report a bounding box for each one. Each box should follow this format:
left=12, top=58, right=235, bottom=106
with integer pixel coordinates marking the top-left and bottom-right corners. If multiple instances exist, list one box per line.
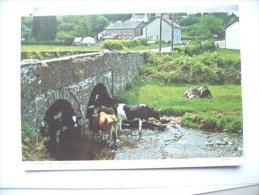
left=115, top=83, right=243, bottom=134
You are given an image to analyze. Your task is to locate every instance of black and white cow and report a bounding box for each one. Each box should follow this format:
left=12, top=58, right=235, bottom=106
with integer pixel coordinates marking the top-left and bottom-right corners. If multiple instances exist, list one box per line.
left=183, top=87, right=212, bottom=99
left=41, top=99, right=79, bottom=153
left=116, top=103, right=160, bottom=136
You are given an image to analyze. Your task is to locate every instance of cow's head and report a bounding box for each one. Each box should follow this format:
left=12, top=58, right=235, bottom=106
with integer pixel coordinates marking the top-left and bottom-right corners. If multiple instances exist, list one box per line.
left=147, top=107, right=160, bottom=120
left=199, top=87, right=212, bottom=98
left=72, top=115, right=78, bottom=127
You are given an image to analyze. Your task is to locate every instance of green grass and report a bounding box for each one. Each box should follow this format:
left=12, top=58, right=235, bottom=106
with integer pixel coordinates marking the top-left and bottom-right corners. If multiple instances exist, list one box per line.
left=115, top=83, right=243, bottom=134
left=21, top=45, right=100, bottom=52
left=21, top=43, right=171, bottom=52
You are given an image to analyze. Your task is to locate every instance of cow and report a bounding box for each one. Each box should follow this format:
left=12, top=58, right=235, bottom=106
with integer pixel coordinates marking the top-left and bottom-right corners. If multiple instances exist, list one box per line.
left=41, top=99, right=80, bottom=155
left=87, top=93, right=117, bottom=133
left=116, top=103, right=160, bottom=136
left=92, top=111, right=118, bottom=150
left=183, top=87, right=212, bottom=99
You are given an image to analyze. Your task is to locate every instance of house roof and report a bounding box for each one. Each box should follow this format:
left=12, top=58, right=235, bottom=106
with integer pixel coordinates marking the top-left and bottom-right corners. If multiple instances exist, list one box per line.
left=131, top=14, right=145, bottom=20
left=73, top=37, right=82, bottom=42
left=82, top=37, right=95, bottom=44
left=106, top=20, right=144, bottom=30
left=102, top=34, right=118, bottom=39
left=130, top=13, right=148, bottom=22
left=143, top=17, right=181, bottom=29
left=163, top=18, right=181, bottom=28
left=225, top=19, right=239, bottom=29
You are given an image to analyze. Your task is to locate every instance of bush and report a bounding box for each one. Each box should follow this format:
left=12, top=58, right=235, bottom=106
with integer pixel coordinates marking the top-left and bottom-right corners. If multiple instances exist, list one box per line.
left=142, top=49, right=241, bottom=85
left=22, top=122, right=50, bottom=161
left=100, top=40, right=124, bottom=50
left=101, top=38, right=150, bottom=50
left=177, top=40, right=216, bottom=56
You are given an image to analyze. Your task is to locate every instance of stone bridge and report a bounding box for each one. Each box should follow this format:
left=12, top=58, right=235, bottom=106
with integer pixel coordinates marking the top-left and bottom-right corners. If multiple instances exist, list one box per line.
left=21, top=51, right=145, bottom=131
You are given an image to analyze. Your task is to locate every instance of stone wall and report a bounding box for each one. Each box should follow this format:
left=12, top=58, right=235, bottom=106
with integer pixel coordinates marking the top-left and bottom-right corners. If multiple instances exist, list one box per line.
left=21, top=51, right=145, bottom=129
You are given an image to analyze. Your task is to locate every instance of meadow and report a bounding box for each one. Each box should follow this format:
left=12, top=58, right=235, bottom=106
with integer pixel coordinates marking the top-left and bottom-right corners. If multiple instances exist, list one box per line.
left=115, top=83, right=243, bottom=134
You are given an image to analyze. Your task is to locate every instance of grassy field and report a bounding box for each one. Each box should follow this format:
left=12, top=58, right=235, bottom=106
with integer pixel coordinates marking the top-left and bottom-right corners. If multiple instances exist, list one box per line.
left=115, top=83, right=243, bottom=134
left=21, top=43, right=171, bottom=52
left=21, top=45, right=100, bottom=52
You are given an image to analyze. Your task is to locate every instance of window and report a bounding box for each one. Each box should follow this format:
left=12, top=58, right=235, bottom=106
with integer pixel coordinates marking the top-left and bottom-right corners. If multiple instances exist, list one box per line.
left=130, top=30, right=133, bottom=34
left=124, top=30, right=127, bottom=34
left=119, top=30, right=121, bottom=34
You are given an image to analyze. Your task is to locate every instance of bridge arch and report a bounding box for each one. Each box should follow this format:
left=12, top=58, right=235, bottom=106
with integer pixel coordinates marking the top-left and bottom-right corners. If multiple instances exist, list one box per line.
left=44, top=88, right=82, bottom=119
left=86, top=83, right=114, bottom=132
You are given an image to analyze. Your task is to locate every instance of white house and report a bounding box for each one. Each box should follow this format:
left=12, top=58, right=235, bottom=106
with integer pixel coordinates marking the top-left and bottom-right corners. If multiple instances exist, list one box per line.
left=82, top=37, right=96, bottom=45
left=225, top=21, right=240, bottom=50
left=130, top=13, right=148, bottom=23
left=73, top=37, right=83, bottom=45
left=142, top=16, right=181, bottom=43
left=73, top=37, right=96, bottom=45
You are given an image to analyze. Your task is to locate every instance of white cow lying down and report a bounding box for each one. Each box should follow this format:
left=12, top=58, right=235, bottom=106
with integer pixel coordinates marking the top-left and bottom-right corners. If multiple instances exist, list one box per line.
left=183, top=87, right=212, bottom=99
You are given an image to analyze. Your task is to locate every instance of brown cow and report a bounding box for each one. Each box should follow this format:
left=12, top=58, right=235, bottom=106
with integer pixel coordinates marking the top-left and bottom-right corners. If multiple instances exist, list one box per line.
left=93, top=111, right=118, bottom=150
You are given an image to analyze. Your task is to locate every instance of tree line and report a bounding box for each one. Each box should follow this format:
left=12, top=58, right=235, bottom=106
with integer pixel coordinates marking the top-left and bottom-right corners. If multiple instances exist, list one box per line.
left=21, top=12, right=238, bottom=43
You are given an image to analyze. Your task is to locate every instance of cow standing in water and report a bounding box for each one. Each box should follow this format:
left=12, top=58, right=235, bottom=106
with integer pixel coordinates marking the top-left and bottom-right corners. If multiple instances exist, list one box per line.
left=116, top=103, right=160, bottom=136
left=41, top=99, right=79, bottom=156
left=92, top=111, right=118, bottom=150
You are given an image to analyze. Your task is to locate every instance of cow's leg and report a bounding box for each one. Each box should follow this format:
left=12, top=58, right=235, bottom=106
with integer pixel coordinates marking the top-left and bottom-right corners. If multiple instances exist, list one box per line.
left=109, top=124, right=117, bottom=150
left=49, top=127, right=57, bottom=149
left=109, top=127, right=113, bottom=148
left=114, top=124, right=118, bottom=150
left=55, top=129, right=61, bottom=158
left=118, top=118, right=123, bottom=132
left=138, top=119, right=143, bottom=137
left=56, top=129, right=61, bottom=143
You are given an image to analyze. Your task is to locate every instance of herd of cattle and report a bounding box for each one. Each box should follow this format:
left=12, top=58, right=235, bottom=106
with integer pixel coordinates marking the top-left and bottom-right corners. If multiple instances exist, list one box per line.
left=40, top=86, right=212, bottom=156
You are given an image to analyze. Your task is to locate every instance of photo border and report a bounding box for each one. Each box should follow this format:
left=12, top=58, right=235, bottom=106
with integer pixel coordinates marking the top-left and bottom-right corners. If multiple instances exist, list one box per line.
left=1, top=0, right=258, bottom=193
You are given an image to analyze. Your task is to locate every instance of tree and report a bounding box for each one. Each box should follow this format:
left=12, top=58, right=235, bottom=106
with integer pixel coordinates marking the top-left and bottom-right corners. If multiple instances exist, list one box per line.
left=184, top=23, right=210, bottom=37
left=182, top=14, right=225, bottom=39
left=74, top=16, right=91, bottom=37
left=104, top=14, right=132, bottom=22
left=32, top=16, right=57, bottom=41
left=199, top=15, right=224, bottom=37
left=180, top=14, right=200, bottom=26
left=89, top=15, right=109, bottom=36
left=21, top=17, right=33, bottom=40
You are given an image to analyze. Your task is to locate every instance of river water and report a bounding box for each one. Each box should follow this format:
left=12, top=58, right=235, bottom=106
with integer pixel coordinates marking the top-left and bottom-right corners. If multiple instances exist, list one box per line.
left=58, top=117, right=243, bottom=161
left=114, top=124, right=243, bottom=160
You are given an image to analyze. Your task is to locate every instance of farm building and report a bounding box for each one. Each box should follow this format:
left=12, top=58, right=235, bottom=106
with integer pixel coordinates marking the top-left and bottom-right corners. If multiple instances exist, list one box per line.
left=142, top=15, right=181, bottom=43
left=101, top=20, right=146, bottom=40
left=73, top=37, right=83, bottom=45
left=73, top=37, right=96, bottom=45
left=225, top=20, right=240, bottom=50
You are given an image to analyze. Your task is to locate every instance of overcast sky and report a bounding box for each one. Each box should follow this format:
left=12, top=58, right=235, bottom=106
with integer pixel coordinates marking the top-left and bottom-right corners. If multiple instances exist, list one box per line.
left=2, top=1, right=239, bottom=17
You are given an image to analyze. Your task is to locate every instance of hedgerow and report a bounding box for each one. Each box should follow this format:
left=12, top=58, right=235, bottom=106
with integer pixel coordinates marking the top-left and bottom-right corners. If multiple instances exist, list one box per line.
left=100, top=38, right=149, bottom=50
left=142, top=48, right=241, bottom=84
